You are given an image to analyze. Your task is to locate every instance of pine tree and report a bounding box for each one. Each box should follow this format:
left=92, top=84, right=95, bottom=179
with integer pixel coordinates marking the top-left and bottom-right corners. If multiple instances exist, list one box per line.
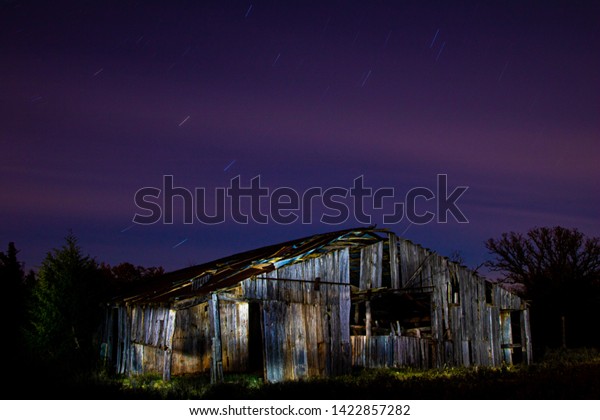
left=28, top=234, right=104, bottom=373
left=0, top=242, right=27, bottom=368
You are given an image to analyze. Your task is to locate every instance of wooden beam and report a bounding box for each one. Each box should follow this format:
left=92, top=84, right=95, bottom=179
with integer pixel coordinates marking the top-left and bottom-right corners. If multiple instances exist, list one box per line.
left=388, top=233, right=399, bottom=289
left=209, top=293, right=224, bottom=383
left=365, top=299, right=372, bottom=368
left=162, top=308, right=177, bottom=381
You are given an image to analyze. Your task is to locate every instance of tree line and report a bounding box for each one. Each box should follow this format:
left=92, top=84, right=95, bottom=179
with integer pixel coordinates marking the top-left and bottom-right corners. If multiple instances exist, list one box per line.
left=0, top=234, right=163, bottom=392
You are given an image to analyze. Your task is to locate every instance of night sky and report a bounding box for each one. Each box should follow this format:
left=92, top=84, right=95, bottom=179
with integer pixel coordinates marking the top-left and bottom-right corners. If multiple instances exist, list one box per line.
left=2, top=1, right=599, bottom=274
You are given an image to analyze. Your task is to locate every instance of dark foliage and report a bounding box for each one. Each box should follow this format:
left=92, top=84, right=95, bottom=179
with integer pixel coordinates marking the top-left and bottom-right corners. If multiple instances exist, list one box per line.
left=486, top=226, right=600, bottom=350
left=26, top=234, right=107, bottom=376
left=0, top=242, right=29, bottom=375
left=100, top=262, right=164, bottom=297
left=0, top=235, right=165, bottom=397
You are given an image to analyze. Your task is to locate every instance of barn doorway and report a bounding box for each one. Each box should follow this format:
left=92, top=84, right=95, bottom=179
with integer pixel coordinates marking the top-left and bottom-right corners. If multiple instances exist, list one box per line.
left=248, top=301, right=265, bottom=374
left=510, top=311, right=523, bottom=364
left=500, top=310, right=524, bottom=364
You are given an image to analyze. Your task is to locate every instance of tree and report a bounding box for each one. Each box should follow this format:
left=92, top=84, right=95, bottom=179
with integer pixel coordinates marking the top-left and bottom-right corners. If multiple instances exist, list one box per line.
left=486, top=226, right=600, bottom=350
left=28, top=234, right=105, bottom=373
left=0, top=242, right=28, bottom=368
left=0, top=242, right=25, bottom=284
left=100, top=262, right=164, bottom=297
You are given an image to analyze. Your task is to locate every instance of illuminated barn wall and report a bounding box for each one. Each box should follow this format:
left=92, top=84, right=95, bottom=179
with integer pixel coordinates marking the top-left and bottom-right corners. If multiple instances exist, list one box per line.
left=101, top=228, right=531, bottom=382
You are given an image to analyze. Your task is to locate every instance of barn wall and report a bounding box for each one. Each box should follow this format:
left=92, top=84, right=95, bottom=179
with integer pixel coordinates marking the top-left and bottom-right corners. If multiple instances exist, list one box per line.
left=103, top=234, right=531, bottom=380
left=390, top=236, right=531, bottom=368
left=219, top=301, right=250, bottom=372
left=360, top=242, right=383, bottom=289
left=171, top=303, right=211, bottom=375
left=242, top=248, right=351, bottom=382
left=171, top=300, right=250, bottom=376
left=107, top=305, right=176, bottom=379
left=351, top=336, right=433, bottom=369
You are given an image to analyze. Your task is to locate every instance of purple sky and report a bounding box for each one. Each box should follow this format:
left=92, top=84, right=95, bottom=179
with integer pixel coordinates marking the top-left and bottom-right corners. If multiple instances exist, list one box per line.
left=2, top=1, right=599, bottom=273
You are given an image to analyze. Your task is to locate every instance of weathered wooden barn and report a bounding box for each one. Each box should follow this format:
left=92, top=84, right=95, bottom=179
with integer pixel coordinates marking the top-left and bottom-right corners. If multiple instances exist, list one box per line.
left=101, top=227, right=532, bottom=382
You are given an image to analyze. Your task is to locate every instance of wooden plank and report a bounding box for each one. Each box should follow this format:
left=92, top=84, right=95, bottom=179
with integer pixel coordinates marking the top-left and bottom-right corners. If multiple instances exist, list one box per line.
left=365, top=300, right=372, bottom=367
left=521, top=308, right=533, bottom=365
left=500, top=310, right=512, bottom=364
left=388, top=233, right=400, bottom=289
left=209, top=293, right=224, bottom=383
left=262, top=301, right=284, bottom=383
left=290, top=303, right=307, bottom=379
left=162, top=308, right=177, bottom=380
left=339, top=278, right=351, bottom=374
left=360, top=242, right=383, bottom=289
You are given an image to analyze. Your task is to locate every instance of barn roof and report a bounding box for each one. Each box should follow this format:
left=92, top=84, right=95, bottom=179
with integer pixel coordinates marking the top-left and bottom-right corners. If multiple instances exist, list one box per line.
left=117, top=227, right=386, bottom=306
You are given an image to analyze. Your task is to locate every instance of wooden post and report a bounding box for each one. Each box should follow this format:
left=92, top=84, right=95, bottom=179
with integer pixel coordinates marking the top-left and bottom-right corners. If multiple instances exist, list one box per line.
left=388, top=233, right=399, bottom=288
left=365, top=297, right=372, bottom=368
left=162, top=308, right=177, bottom=381
left=210, top=293, right=224, bottom=383
left=522, top=308, right=533, bottom=364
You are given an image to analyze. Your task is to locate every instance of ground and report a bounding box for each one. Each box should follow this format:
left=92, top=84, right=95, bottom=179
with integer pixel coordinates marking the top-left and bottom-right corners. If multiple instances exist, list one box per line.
left=14, top=348, right=599, bottom=399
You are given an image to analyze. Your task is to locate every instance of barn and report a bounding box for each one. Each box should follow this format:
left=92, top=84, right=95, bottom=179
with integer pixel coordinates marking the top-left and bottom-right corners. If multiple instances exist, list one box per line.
left=101, top=227, right=532, bottom=383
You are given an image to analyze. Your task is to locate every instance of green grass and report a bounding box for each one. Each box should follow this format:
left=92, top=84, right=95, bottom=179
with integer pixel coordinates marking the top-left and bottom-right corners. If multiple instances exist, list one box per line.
left=17, top=348, right=600, bottom=399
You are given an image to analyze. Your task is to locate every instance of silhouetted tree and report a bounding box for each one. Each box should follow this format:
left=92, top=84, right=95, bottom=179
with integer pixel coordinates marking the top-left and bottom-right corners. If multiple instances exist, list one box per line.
left=486, top=226, right=600, bottom=350
left=27, top=234, right=105, bottom=374
left=100, top=262, right=164, bottom=297
left=0, top=242, right=28, bottom=371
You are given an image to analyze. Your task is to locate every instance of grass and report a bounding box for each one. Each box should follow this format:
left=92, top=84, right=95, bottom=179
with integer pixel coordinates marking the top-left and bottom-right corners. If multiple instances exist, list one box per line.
left=14, top=348, right=600, bottom=399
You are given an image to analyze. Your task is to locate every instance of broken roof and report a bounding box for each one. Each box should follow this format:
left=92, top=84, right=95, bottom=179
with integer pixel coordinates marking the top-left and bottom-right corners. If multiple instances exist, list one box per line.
left=117, top=227, right=386, bottom=306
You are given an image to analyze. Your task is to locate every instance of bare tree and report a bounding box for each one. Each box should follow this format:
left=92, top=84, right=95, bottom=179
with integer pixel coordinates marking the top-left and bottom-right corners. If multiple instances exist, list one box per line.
left=486, top=226, right=600, bottom=349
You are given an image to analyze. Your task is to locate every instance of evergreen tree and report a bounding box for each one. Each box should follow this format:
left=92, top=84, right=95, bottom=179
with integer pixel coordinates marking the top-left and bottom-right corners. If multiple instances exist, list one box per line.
left=28, top=234, right=104, bottom=373
left=0, top=242, right=27, bottom=369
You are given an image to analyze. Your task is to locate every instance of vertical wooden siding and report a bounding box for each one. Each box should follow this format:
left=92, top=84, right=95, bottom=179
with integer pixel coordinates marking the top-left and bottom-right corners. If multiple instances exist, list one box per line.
left=171, top=300, right=250, bottom=376
left=389, top=237, right=531, bottom=368
left=242, top=248, right=351, bottom=382
left=105, top=235, right=531, bottom=380
left=171, top=303, right=211, bottom=375
left=351, top=336, right=433, bottom=369
left=112, top=305, right=176, bottom=378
